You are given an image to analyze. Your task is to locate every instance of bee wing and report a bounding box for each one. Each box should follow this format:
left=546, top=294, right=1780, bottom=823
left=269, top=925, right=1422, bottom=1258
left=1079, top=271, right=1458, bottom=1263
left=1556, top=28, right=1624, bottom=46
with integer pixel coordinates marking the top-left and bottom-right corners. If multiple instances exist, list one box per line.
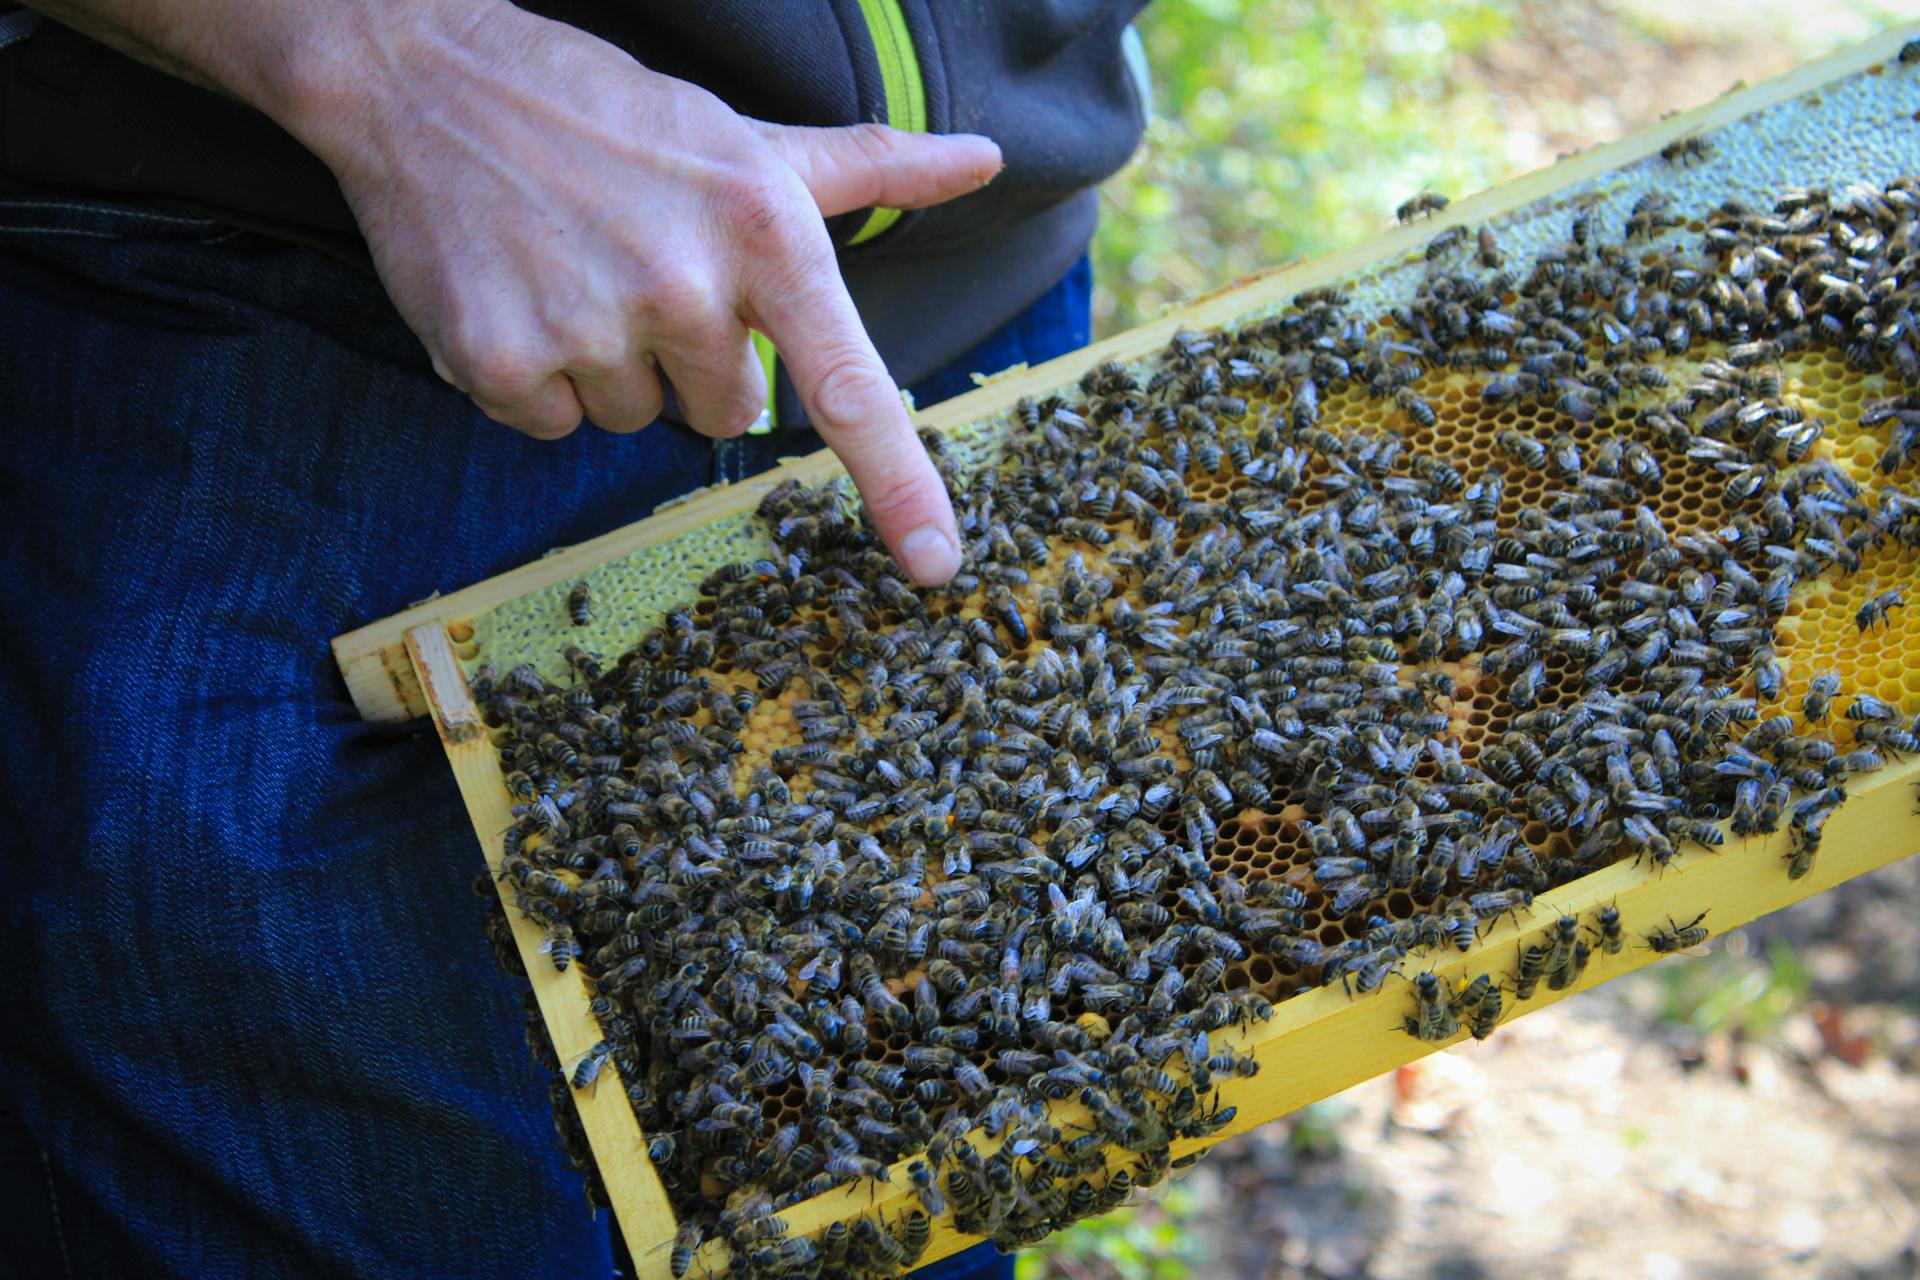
left=567, top=1048, right=606, bottom=1089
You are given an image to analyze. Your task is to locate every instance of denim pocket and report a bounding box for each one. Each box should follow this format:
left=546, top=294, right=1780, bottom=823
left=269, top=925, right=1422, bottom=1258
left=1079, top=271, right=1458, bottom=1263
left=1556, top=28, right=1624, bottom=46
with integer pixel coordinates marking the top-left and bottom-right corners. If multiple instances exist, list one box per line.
left=0, top=193, right=238, bottom=243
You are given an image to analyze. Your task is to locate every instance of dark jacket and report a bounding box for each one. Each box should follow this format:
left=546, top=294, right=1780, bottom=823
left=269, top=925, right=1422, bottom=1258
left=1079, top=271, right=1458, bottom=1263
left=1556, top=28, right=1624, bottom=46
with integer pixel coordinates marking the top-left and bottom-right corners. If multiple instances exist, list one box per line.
left=0, top=3, right=1147, bottom=415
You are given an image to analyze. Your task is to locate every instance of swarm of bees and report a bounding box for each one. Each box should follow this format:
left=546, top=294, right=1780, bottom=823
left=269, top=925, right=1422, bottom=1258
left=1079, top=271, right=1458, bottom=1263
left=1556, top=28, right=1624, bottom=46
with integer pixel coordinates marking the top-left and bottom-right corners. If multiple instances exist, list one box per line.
left=474, top=169, right=1920, bottom=1278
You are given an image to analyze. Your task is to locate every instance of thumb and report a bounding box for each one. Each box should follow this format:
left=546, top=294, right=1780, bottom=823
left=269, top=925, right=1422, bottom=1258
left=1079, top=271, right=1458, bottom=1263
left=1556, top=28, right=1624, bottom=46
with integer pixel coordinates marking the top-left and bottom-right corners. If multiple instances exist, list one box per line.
left=751, top=121, right=1001, bottom=219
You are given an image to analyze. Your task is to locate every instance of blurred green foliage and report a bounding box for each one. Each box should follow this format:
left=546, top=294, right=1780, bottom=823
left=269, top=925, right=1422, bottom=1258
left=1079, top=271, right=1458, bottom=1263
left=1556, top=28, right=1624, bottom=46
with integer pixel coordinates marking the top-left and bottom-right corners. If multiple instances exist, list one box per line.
left=1093, top=0, right=1518, bottom=334
left=1092, top=0, right=1915, bottom=335
left=1646, top=934, right=1813, bottom=1039
left=1286, top=1097, right=1356, bottom=1158
left=1016, top=1185, right=1205, bottom=1280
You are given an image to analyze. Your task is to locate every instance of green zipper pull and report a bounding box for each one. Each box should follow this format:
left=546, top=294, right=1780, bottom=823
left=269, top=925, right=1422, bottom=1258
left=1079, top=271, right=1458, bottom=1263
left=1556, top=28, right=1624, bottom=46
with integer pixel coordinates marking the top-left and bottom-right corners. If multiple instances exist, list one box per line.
left=754, top=0, right=922, bottom=432
left=749, top=330, right=777, bottom=434
left=850, top=0, right=925, bottom=246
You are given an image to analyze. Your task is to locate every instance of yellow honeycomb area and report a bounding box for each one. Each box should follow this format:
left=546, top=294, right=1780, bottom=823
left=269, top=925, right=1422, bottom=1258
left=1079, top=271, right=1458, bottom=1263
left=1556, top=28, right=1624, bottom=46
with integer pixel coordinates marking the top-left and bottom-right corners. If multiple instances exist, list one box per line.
left=1777, top=551, right=1920, bottom=715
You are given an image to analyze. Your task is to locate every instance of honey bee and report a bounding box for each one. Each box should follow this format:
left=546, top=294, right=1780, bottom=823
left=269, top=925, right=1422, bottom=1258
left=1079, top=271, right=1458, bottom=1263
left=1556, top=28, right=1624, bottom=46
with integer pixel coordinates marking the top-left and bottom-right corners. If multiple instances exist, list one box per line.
left=986, top=582, right=1029, bottom=646
left=1589, top=904, right=1624, bottom=955
left=1425, top=225, right=1467, bottom=260
left=905, top=1159, right=945, bottom=1216
left=825, top=1153, right=889, bottom=1183
left=1539, top=913, right=1578, bottom=979
left=1551, top=940, right=1592, bottom=992
left=1495, top=428, right=1547, bottom=468
left=1511, top=943, right=1548, bottom=1001
left=1476, top=224, right=1504, bottom=267
left=1846, top=693, right=1896, bottom=722
left=1396, top=387, right=1437, bottom=429
left=1643, top=911, right=1710, bottom=955
left=1802, top=672, right=1840, bottom=721
left=1431, top=972, right=1482, bottom=1018
left=902, top=1209, right=932, bottom=1260
left=539, top=921, right=580, bottom=972
left=1757, top=777, right=1791, bottom=833
left=1293, top=285, right=1351, bottom=307
left=567, top=1040, right=612, bottom=1091
left=1403, top=971, right=1461, bottom=1042
left=854, top=1217, right=907, bottom=1269
left=1856, top=589, right=1905, bottom=632
left=1466, top=983, right=1503, bottom=1040
left=1660, top=135, right=1714, bottom=165
left=566, top=581, right=594, bottom=626
left=1854, top=722, right=1918, bottom=756
left=1396, top=191, right=1451, bottom=223
left=1469, top=888, right=1534, bottom=931
left=1510, top=660, right=1546, bottom=710
left=669, top=1221, right=702, bottom=1279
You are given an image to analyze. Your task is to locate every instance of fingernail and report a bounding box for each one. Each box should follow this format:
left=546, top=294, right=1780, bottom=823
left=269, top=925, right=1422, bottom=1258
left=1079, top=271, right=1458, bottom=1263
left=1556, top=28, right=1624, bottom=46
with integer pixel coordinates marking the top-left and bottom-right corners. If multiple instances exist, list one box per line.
left=975, top=162, right=1005, bottom=188
left=899, top=525, right=960, bottom=586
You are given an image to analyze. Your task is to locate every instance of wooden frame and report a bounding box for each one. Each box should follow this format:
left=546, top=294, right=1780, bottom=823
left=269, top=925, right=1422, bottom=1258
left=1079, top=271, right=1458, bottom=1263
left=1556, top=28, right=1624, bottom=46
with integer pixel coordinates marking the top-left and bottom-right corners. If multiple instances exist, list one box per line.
left=404, top=624, right=678, bottom=1245
left=405, top=614, right=1920, bottom=1278
left=333, top=21, right=1920, bottom=1280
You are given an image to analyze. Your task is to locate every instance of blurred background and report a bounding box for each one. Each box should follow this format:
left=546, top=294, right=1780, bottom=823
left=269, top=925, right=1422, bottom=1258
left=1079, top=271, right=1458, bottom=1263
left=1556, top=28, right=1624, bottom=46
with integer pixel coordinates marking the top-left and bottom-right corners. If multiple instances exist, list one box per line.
left=1092, top=0, right=1920, bottom=335
left=1024, top=2, right=1920, bottom=1277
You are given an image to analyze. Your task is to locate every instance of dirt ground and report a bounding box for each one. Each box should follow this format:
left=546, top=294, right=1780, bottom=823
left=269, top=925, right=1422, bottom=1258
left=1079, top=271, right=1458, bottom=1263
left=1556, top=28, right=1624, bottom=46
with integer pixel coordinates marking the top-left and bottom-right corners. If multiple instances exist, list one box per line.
left=1468, top=0, right=1920, bottom=177
left=1173, top=855, right=1920, bottom=1280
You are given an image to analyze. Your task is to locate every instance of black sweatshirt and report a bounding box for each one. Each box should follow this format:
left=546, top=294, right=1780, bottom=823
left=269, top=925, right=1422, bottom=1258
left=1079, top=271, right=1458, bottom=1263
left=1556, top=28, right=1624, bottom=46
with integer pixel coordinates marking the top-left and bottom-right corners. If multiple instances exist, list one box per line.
left=0, top=3, right=1148, bottom=418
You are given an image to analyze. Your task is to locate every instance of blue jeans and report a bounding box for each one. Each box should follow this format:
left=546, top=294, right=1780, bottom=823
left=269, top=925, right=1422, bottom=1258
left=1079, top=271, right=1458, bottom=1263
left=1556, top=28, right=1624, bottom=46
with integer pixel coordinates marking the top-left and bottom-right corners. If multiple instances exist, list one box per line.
left=0, top=193, right=1090, bottom=1280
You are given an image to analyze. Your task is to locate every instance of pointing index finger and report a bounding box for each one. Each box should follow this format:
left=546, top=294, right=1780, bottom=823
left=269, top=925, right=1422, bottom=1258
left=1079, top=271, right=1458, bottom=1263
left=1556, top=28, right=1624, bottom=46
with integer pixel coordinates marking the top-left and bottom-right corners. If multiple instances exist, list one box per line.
left=747, top=251, right=959, bottom=586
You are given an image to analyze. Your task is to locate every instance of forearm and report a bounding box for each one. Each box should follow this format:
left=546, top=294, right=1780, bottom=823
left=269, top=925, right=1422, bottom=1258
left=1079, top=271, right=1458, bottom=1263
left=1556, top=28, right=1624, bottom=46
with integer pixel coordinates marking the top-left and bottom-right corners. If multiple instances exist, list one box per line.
left=17, top=0, right=493, bottom=156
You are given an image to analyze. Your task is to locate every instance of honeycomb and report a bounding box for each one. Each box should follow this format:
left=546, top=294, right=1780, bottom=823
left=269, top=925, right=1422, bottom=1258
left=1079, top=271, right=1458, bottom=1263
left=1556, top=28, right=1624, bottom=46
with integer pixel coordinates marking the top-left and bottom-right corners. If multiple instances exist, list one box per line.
left=488, top=317, right=1917, bottom=1215
left=456, top=40, right=1920, bottom=1280
left=684, top=351, right=1907, bottom=1007
left=1767, top=350, right=1920, bottom=716
left=462, top=38, right=1920, bottom=689
left=484, top=274, right=1920, bottom=1272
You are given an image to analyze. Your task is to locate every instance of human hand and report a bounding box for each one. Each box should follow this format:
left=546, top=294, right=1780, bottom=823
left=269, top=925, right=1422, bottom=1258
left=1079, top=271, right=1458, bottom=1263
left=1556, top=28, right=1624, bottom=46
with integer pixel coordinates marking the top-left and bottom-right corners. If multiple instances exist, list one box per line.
left=289, top=1, right=994, bottom=583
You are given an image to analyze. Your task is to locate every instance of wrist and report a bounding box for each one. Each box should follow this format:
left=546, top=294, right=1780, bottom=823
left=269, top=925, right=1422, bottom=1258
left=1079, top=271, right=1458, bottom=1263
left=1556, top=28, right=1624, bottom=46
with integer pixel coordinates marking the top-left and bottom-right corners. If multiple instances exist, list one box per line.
left=249, top=0, right=518, bottom=169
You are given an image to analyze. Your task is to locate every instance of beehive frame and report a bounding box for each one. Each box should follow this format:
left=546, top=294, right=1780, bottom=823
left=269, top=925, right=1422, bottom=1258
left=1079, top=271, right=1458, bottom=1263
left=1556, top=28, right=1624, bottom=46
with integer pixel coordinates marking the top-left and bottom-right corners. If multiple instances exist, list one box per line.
left=338, top=24, right=1920, bottom=1279
left=406, top=623, right=1916, bottom=1278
